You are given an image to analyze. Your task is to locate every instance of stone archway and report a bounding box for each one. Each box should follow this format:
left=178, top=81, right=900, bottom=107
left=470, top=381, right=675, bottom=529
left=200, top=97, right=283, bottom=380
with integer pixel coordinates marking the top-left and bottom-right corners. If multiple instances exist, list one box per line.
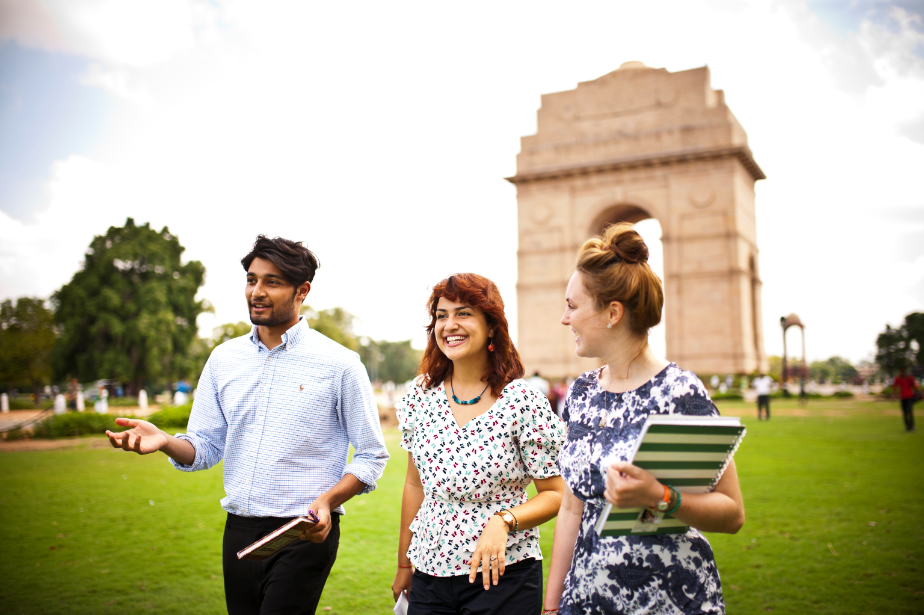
left=590, top=204, right=652, bottom=233
left=508, top=62, right=768, bottom=378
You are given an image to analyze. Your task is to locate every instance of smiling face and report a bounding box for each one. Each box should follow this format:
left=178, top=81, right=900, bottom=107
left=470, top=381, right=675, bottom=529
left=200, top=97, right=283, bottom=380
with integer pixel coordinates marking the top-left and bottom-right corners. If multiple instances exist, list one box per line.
left=434, top=297, right=494, bottom=363
left=561, top=270, right=611, bottom=358
left=245, top=257, right=306, bottom=328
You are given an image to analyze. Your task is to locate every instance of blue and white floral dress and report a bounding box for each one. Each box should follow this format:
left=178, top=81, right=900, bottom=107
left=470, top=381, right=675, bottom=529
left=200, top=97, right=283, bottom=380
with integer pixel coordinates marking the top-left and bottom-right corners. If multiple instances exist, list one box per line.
left=558, top=364, right=726, bottom=615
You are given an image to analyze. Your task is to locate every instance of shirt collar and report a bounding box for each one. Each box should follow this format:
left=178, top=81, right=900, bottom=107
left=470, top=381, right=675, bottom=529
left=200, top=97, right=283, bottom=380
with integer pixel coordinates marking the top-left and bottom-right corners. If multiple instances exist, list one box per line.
left=248, top=316, right=309, bottom=350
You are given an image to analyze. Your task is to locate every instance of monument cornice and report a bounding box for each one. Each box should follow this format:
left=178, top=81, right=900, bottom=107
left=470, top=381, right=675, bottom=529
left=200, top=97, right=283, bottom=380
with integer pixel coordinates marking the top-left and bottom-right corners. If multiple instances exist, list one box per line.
left=506, top=145, right=766, bottom=185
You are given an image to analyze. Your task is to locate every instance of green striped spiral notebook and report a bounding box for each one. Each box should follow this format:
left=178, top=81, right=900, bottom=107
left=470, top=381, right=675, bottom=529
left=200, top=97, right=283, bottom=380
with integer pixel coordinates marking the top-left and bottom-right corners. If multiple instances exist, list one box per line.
left=594, top=415, right=746, bottom=538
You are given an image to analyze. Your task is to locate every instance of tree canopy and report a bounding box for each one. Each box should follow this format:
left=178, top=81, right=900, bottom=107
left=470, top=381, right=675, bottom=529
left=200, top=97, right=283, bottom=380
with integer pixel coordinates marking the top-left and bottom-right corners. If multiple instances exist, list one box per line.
left=301, top=305, right=359, bottom=351
left=359, top=338, right=421, bottom=384
left=52, top=218, right=207, bottom=393
left=0, top=297, right=57, bottom=399
left=300, top=305, right=420, bottom=384
left=808, top=356, right=859, bottom=384
left=876, top=312, right=924, bottom=375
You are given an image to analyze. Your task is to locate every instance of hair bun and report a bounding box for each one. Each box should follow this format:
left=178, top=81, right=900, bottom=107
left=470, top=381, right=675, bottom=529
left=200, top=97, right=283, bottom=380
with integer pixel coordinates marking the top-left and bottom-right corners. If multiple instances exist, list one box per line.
left=606, top=228, right=649, bottom=265
left=575, top=221, right=663, bottom=337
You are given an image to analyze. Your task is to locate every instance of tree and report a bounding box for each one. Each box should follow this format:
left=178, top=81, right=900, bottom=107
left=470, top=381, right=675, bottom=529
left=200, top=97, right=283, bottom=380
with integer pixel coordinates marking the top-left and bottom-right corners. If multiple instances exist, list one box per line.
left=905, top=312, right=924, bottom=367
left=359, top=339, right=421, bottom=384
left=300, top=305, right=359, bottom=351
left=176, top=321, right=253, bottom=386
left=209, top=321, right=253, bottom=347
left=809, top=356, right=858, bottom=384
left=52, top=218, right=207, bottom=393
left=298, top=305, right=421, bottom=384
left=0, top=298, right=56, bottom=400
left=875, top=312, right=923, bottom=376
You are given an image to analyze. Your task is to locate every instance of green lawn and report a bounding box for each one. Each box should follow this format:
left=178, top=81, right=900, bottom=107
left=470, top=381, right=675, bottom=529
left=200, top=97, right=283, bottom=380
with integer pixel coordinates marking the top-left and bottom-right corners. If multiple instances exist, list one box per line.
left=1, top=399, right=922, bottom=614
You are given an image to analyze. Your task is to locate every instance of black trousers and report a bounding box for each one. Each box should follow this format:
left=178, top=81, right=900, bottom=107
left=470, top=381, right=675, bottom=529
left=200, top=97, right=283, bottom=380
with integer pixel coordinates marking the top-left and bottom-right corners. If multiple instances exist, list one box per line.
left=757, top=395, right=770, bottom=420
left=901, top=398, right=915, bottom=431
left=222, top=513, right=340, bottom=615
left=407, top=558, right=542, bottom=615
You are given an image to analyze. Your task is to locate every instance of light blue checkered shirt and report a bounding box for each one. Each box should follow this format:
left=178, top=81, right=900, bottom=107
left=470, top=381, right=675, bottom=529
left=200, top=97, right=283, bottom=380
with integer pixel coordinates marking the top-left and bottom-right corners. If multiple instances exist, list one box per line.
left=170, top=317, right=389, bottom=517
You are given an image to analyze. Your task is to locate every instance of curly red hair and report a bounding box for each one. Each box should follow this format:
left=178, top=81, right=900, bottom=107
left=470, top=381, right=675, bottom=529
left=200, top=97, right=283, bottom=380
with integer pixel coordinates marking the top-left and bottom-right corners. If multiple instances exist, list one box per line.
left=418, top=273, right=524, bottom=397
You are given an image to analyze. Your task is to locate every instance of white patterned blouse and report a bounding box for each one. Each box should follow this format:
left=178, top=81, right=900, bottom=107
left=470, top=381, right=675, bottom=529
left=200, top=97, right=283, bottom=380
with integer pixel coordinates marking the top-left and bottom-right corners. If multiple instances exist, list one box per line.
left=396, top=378, right=565, bottom=577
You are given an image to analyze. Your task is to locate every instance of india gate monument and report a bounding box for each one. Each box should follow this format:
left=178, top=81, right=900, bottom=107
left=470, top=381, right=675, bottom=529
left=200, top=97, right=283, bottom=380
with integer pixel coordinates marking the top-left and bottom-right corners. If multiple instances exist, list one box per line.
left=508, top=62, right=769, bottom=378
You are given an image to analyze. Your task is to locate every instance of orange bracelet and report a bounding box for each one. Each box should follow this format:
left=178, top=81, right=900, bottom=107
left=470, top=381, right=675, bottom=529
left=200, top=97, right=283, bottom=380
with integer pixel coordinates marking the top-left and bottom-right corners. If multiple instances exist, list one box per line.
left=397, top=564, right=413, bottom=569
left=659, top=484, right=670, bottom=507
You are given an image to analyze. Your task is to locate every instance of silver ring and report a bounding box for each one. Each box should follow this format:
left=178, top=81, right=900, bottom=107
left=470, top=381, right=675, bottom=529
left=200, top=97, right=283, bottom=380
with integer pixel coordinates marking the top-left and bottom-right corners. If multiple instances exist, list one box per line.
left=490, top=555, right=497, bottom=561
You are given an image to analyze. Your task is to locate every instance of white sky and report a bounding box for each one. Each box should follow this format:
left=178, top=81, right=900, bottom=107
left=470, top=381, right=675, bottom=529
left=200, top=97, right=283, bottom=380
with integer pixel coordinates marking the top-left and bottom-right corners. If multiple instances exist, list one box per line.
left=0, top=0, right=922, bottom=365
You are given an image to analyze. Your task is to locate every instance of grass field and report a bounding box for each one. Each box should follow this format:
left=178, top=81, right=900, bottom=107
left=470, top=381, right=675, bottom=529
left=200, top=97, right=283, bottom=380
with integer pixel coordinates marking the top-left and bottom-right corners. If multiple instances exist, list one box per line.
left=1, top=398, right=922, bottom=614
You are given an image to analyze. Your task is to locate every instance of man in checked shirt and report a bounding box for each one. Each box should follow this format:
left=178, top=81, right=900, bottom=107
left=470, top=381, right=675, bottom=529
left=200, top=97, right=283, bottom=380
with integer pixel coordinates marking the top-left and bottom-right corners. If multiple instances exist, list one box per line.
left=106, top=235, right=390, bottom=615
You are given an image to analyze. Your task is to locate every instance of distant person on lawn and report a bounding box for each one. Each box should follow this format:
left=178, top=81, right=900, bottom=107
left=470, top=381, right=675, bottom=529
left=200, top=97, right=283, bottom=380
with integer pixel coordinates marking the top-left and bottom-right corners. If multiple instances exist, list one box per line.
left=65, top=378, right=80, bottom=411
left=753, top=373, right=772, bottom=420
left=105, top=235, right=389, bottom=615
left=893, top=367, right=919, bottom=432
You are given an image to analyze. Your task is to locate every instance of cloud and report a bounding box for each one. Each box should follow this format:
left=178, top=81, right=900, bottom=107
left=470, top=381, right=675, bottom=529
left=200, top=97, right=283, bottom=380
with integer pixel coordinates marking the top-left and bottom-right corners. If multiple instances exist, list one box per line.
left=0, top=0, right=223, bottom=67
left=0, top=155, right=125, bottom=298
left=80, top=64, right=152, bottom=106
left=897, top=113, right=924, bottom=144
left=783, top=2, right=924, bottom=144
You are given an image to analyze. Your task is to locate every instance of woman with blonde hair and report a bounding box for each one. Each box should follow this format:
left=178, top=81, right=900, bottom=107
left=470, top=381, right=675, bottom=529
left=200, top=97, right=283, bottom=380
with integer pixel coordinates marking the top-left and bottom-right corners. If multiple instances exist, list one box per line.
left=392, top=273, right=566, bottom=615
left=542, top=223, right=745, bottom=615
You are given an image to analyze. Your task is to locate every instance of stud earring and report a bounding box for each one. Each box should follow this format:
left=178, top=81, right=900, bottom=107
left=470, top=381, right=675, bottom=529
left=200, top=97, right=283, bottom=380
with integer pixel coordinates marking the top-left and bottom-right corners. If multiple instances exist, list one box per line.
left=607, top=323, right=612, bottom=329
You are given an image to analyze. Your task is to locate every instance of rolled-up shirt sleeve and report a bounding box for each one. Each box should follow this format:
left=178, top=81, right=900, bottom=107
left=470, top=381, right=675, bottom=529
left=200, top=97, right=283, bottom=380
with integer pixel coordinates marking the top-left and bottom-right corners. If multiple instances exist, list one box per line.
left=170, top=357, right=227, bottom=472
left=339, top=359, right=389, bottom=493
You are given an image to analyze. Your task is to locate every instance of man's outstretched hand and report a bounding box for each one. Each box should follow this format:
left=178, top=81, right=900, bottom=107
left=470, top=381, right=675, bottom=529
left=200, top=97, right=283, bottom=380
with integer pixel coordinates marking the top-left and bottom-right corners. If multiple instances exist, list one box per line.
left=106, top=418, right=169, bottom=455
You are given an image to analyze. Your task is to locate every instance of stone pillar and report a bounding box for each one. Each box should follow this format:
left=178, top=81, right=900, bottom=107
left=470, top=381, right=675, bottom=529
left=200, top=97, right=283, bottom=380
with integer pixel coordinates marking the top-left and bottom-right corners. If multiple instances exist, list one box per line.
left=138, top=389, right=148, bottom=411
left=76, top=390, right=85, bottom=412
left=1, top=392, right=8, bottom=413
left=54, top=394, right=66, bottom=415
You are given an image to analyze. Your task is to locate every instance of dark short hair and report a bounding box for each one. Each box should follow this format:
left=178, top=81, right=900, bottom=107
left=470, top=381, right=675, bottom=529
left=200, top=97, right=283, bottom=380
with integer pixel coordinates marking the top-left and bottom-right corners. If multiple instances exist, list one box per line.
left=241, top=235, right=320, bottom=285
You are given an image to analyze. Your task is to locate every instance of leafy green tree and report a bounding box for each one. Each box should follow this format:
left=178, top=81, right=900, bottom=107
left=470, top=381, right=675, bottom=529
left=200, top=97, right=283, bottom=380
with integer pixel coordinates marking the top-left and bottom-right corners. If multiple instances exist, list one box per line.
left=210, top=321, right=253, bottom=347
left=0, top=298, right=57, bottom=400
left=360, top=339, right=421, bottom=384
left=300, top=305, right=359, bottom=351
left=876, top=312, right=923, bottom=376
left=905, top=312, right=924, bottom=367
left=52, top=218, right=207, bottom=394
left=173, top=322, right=254, bottom=386
left=298, top=304, right=420, bottom=384
left=809, top=356, right=858, bottom=383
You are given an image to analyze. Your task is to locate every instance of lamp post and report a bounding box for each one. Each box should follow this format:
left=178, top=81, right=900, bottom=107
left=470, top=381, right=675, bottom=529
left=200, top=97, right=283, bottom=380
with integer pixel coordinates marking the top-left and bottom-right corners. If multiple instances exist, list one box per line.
left=780, top=317, right=787, bottom=391
left=780, top=313, right=806, bottom=397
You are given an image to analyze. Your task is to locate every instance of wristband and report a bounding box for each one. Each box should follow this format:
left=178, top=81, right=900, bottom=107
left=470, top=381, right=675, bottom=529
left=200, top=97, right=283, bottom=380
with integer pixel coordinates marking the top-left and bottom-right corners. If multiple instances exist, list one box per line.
left=665, top=486, right=682, bottom=516
left=651, top=484, right=671, bottom=511
left=397, top=564, right=413, bottom=569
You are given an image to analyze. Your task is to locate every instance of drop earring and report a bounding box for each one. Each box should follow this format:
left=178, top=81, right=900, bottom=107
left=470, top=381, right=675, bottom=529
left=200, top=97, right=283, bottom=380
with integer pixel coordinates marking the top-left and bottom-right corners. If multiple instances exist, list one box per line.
left=488, top=337, right=495, bottom=352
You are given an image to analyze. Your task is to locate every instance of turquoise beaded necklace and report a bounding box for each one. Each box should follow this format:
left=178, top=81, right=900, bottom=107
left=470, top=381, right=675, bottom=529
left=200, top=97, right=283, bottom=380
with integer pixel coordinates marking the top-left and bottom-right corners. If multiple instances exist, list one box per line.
left=450, top=377, right=489, bottom=405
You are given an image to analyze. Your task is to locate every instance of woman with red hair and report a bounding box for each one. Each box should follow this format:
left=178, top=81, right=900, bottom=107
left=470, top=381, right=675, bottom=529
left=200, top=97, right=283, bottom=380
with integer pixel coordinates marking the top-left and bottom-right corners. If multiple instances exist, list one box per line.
left=391, top=273, right=566, bottom=615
